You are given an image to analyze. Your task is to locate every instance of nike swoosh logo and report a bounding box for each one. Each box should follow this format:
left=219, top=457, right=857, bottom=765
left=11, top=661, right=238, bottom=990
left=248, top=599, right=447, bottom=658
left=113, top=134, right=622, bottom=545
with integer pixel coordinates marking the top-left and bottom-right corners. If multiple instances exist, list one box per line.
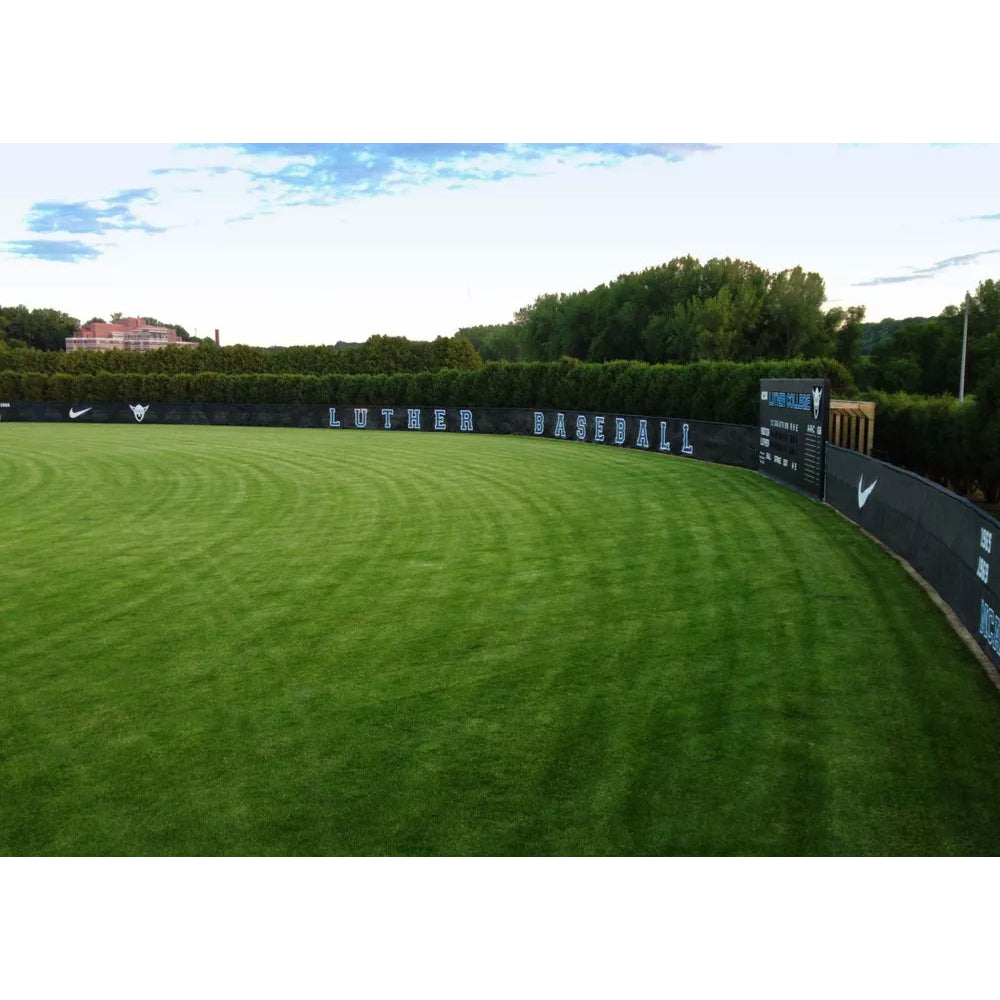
left=858, top=476, right=878, bottom=508
left=69, top=407, right=92, bottom=419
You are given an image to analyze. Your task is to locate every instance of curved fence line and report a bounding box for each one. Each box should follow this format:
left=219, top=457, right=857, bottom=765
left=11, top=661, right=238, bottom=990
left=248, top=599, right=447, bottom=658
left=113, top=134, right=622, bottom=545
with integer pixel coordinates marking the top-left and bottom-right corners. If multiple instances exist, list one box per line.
left=825, top=444, right=1000, bottom=671
left=0, top=401, right=759, bottom=469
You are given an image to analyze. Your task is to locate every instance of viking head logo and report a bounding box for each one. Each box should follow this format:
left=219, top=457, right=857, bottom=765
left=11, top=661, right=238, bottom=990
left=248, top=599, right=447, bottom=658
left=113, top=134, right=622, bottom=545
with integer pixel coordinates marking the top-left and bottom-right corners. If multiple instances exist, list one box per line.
left=811, top=386, right=823, bottom=420
left=129, top=403, right=149, bottom=423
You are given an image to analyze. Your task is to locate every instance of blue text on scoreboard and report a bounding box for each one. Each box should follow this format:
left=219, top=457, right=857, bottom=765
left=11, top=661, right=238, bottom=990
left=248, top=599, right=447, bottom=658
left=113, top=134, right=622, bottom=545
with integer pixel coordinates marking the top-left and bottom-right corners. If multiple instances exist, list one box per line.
left=767, top=391, right=812, bottom=411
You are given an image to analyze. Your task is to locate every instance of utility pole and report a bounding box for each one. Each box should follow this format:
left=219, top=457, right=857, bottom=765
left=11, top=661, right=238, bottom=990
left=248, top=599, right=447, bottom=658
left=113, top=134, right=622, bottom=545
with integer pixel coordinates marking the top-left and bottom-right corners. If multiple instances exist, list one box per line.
left=959, top=292, right=970, bottom=401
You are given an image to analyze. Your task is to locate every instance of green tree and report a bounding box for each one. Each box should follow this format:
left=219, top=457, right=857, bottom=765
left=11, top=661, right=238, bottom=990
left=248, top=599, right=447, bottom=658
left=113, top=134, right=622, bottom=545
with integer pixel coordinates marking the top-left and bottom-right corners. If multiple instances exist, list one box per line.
left=454, top=324, right=528, bottom=362
left=967, top=278, right=1000, bottom=338
left=504, top=257, right=839, bottom=365
left=826, top=305, right=866, bottom=369
left=0, top=305, right=79, bottom=351
left=855, top=278, right=1000, bottom=397
left=140, top=316, right=192, bottom=339
left=758, top=267, right=830, bottom=358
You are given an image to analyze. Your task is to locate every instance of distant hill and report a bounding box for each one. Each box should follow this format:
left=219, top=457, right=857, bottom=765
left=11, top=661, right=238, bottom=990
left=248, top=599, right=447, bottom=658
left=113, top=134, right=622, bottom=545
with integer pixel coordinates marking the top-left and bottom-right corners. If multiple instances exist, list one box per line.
left=857, top=317, right=932, bottom=355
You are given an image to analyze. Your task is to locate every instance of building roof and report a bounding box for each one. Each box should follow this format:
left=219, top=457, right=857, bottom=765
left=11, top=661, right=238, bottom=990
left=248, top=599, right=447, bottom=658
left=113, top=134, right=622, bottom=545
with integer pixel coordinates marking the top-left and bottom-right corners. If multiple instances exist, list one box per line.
left=76, top=316, right=177, bottom=338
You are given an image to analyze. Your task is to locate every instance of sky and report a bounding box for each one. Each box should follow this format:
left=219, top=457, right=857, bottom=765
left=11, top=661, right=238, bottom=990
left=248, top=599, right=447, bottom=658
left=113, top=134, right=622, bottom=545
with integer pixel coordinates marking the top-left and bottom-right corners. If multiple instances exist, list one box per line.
left=2, top=142, right=999, bottom=347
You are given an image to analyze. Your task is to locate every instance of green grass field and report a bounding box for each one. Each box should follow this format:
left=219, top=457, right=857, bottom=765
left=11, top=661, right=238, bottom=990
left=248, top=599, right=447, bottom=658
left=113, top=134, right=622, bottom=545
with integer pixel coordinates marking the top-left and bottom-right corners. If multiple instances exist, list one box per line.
left=3, top=423, right=1000, bottom=855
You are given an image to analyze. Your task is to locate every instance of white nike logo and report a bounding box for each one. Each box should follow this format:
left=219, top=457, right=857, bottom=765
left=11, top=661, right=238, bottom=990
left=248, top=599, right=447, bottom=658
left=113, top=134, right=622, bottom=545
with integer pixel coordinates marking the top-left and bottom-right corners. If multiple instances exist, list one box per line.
left=857, top=476, right=878, bottom=508
left=69, top=407, right=92, bottom=419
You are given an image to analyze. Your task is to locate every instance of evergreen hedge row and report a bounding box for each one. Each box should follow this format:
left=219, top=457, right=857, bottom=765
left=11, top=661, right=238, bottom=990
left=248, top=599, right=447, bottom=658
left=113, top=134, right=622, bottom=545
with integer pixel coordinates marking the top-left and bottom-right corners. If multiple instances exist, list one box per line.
left=867, top=391, right=997, bottom=500
left=0, top=338, right=482, bottom=376
left=0, top=357, right=854, bottom=425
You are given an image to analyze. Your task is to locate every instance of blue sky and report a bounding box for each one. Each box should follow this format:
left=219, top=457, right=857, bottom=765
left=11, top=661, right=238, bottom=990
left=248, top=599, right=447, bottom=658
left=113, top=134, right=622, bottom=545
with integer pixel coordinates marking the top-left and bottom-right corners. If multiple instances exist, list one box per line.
left=3, top=143, right=998, bottom=345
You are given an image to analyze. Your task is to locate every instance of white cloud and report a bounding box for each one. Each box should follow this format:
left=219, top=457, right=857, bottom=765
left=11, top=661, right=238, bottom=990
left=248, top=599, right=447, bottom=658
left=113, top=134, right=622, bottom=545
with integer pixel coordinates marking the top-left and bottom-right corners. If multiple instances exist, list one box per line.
left=2, top=143, right=1000, bottom=341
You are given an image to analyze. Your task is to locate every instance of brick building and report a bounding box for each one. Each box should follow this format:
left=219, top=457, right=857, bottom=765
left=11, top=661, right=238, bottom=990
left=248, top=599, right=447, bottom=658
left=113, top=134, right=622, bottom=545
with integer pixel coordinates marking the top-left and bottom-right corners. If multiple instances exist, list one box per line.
left=66, top=316, right=198, bottom=352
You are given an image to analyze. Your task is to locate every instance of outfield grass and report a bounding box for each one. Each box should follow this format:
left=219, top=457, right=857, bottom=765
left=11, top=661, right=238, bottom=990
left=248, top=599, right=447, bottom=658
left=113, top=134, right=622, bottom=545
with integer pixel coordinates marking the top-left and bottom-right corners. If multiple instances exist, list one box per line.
left=3, top=423, right=1000, bottom=856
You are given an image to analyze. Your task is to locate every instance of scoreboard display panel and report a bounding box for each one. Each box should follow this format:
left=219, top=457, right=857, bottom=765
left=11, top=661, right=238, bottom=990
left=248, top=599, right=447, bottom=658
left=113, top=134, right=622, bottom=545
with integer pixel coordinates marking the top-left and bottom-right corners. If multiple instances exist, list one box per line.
left=758, top=378, right=829, bottom=499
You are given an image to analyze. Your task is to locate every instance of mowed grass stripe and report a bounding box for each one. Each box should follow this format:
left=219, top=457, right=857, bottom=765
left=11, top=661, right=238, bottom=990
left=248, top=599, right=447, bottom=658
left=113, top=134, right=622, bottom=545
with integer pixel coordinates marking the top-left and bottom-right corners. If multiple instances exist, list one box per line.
left=2, top=423, right=1000, bottom=855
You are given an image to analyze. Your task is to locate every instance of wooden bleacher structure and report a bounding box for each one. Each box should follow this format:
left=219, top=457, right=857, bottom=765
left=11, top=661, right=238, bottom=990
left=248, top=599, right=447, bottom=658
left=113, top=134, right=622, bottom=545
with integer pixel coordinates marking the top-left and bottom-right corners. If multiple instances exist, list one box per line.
left=829, top=399, right=876, bottom=456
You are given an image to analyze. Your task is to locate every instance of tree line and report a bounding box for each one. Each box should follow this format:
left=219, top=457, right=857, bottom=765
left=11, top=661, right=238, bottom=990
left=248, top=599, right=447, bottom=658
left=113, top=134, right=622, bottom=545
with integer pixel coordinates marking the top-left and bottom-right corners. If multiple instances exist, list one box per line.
left=451, top=258, right=1000, bottom=403
left=0, top=334, right=482, bottom=375
left=0, top=306, right=481, bottom=376
left=7, top=261, right=999, bottom=405
left=0, top=305, right=80, bottom=352
left=853, top=278, right=1000, bottom=397
left=454, top=256, right=867, bottom=368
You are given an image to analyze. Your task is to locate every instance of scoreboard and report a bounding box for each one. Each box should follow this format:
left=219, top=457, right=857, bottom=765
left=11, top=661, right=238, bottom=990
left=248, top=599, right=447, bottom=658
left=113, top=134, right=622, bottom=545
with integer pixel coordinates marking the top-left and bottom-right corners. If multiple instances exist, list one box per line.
left=758, top=378, right=829, bottom=499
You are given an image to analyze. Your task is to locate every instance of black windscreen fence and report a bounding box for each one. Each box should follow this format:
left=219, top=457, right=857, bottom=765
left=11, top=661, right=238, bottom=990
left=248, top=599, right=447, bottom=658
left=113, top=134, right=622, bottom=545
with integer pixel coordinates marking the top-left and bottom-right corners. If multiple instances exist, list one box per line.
left=825, top=444, right=1000, bottom=670
left=1, top=402, right=759, bottom=469
left=1, top=401, right=331, bottom=427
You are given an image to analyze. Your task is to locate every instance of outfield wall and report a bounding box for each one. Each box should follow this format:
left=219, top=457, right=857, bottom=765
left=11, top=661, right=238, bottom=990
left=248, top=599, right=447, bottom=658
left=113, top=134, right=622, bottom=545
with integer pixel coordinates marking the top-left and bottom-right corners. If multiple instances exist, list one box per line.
left=6, top=396, right=999, bottom=667
left=0, top=401, right=758, bottom=469
left=825, top=444, right=1000, bottom=670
